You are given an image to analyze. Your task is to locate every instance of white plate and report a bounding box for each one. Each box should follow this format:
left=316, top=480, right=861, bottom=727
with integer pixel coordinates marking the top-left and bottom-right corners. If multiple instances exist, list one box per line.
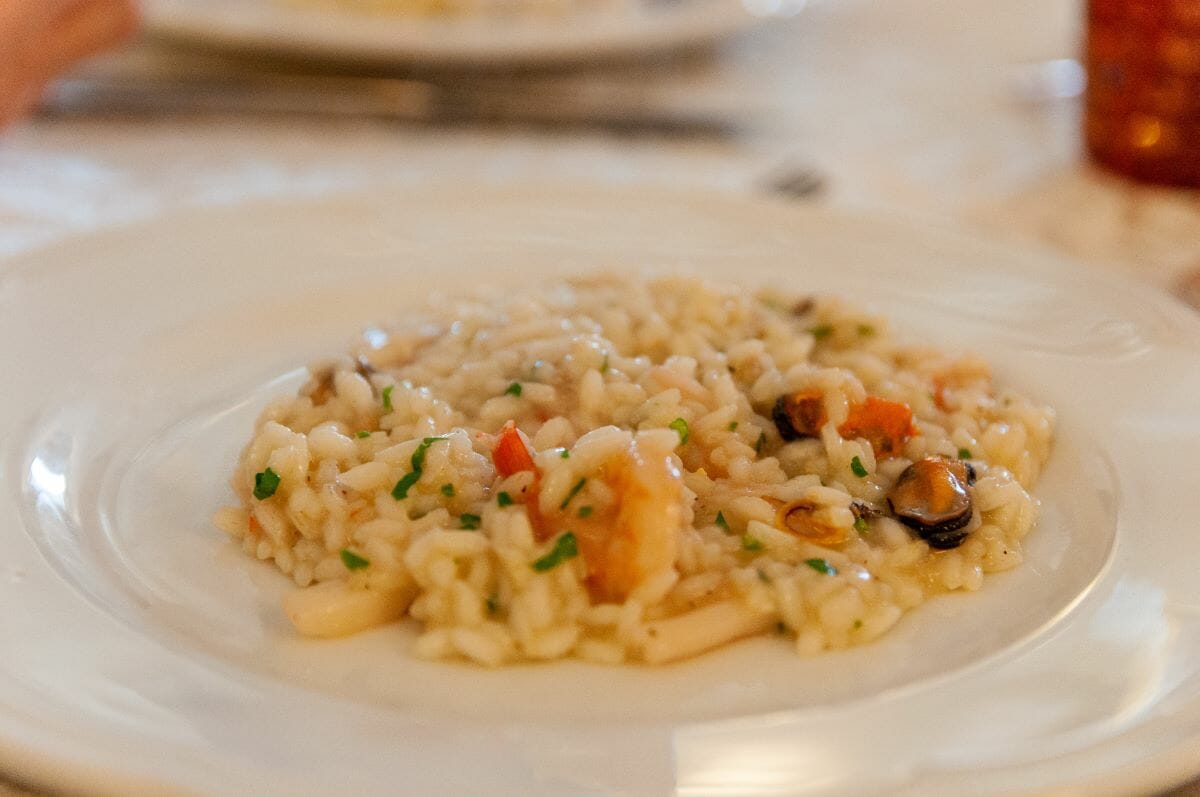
left=142, top=0, right=757, bottom=66
left=3, top=185, right=1200, bottom=796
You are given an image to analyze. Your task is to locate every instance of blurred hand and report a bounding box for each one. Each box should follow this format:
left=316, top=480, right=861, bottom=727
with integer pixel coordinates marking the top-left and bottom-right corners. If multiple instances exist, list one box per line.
left=0, top=0, right=139, bottom=128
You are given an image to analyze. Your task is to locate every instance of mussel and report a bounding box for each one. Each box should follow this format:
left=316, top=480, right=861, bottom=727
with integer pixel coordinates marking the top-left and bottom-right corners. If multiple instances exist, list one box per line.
left=772, top=389, right=827, bottom=441
left=887, top=456, right=975, bottom=549
left=774, top=499, right=847, bottom=546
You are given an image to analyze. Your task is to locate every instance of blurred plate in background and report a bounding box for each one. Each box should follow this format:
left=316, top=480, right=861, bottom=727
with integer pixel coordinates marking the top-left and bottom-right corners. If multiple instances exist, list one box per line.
left=142, top=0, right=759, bottom=66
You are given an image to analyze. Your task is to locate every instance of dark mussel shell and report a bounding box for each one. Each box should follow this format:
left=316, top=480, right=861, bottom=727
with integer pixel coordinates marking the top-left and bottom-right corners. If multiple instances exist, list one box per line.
left=887, top=456, right=974, bottom=550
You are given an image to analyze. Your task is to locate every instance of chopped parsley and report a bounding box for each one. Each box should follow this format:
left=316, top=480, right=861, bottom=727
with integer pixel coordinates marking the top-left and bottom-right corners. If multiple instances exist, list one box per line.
left=460, top=513, right=482, bottom=530
left=810, top=324, right=834, bottom=341
left=381, top=384, right=394, bottom=412
left=728, top=421, right=739, bottom=432
left=715, top=511, right=731, bottom=532
left=669, top=417, right=689, bottom=445
left=340, top=548, right=370, bottom=571
left=497, top=491, right=514, bottom=507
left=850, top=456, right=869, bottom=478
left=742, top=535, right=764, bottom=552
left=854, top=517, right=869, bottom=534
left=600, top=353, right=610, bottom=374
left=560, top=449, right=570, bottom=459
left=253, top=467, right=280, bottom=500
left=853, top=619, right=863, bottom=630
left=805, top=558, right=838, bottom=576
left=559, top=478, right=587, bottom=510
left=755, top=431, right=767, bottom=455
left=958, top=447, right=972, bottom=460
left=356, top=430, right=371, bottom=439
left=485, top=594, right=500, bottom=614
left=757, top=569, right=770, bottom=583
left=532, top=532, right=579, bottom=572
left=577, top=506, right=594, bottom=518
left=505, top=382, right=523, bottom=397
left=440, top=483, right=456, bottom=497
left=856, top=324, right=875, bottom=337
left=391, top=435, right=449, bottom=500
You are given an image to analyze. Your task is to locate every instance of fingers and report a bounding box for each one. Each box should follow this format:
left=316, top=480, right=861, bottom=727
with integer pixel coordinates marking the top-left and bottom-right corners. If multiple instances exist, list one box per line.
left=35, top=0, right=140, bottom=79
left=0, top=0, right=140, bottom=128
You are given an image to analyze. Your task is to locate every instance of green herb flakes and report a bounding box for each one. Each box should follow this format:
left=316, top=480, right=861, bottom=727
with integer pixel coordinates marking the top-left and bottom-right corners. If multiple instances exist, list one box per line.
left=505, top=382, right=523, bottom=397
left=757, top=569, right=770, bottom=583
left=340, top=548, right=370, bottom=571
left=577, top=506, right=594, bottom=518
left=958, top=447, right=972, bottom=460
left=854, top=517, right=869, bottom=534
left=460, top=514, right=482, bottom=530
left=742, top=535, right=764, bottom=552
left=381, top=384, right=394, bottom=412
left=356, top=430, right=371, bottom=439
left=850, top=456, right=869, bottom=478
left=253, top=467, right=280, bottom=500
left=728, top=421, right=739, bottom=432
left=440, top=483, right=456, bottom=497
left=486, top=594, right=500, bottom=614
left=805, top=558, right=837, bottom=576
left=559, top=478, right=587, bottom=510
left=755, top=431, right=767, bottom=455
left=810, top=324, right=834, bottom=341
left=600, top=353, right=610, bottom=374
left=669, top=417, right=689, bottom=445
left=853, top=619, right=863, bottom=630
left=715, top=511, right=731, bottom=532
left=560, top=449, right=571, bottom=459
left=532, top=532, right=579, bottom=572
left=391, top=435, right=449, bottom=500
left=497, top=491, right=514, bottom=507
left=391, top=471, right=422, bottom=501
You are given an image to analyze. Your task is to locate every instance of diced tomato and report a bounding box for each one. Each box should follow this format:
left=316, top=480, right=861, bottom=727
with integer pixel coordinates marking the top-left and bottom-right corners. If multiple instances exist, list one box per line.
left=837, top=396, right=918, bottom=459
left=493, top=421, right=537, bottom=477
left=492, top=421, right=554, bottom=541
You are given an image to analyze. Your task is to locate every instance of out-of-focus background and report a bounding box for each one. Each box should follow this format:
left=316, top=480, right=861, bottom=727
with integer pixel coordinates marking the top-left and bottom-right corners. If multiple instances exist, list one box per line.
left=2, top=0, right=1200, bottom=793
left=3, top=0, right=1198, bottom=296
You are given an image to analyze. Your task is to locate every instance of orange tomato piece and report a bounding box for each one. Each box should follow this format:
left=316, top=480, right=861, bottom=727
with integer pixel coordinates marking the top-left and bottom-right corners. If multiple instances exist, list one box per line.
left=493, top=421, right=537, bottom=477
left=492, top=421, right=552, bottom=540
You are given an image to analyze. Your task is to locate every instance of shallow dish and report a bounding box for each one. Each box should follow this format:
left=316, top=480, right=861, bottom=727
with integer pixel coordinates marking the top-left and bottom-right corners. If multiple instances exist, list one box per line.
left=142, top=0, right=756, bottom=66
left=2, top=185, right=1200, bottom=796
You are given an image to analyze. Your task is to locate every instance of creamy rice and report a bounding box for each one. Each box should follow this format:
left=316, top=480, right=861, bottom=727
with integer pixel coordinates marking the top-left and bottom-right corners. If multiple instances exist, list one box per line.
left=214, top=274, right=1055, bottom=665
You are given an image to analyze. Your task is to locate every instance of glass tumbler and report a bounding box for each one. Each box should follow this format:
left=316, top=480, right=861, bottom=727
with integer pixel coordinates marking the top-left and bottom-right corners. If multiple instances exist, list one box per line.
left=1085, top=0, right=1200, bottom=186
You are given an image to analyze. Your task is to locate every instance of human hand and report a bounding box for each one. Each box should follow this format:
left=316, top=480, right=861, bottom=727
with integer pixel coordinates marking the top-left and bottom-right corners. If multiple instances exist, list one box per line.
left=0, top=0, right=139, bottom=128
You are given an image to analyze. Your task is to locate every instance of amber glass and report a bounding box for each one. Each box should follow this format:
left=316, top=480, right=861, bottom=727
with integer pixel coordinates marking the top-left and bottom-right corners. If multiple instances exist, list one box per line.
left=1085, top=0, right=1200, bottom=186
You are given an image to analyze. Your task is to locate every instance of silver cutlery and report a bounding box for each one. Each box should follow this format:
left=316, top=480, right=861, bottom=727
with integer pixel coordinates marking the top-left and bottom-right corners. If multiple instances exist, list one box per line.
left=41, top=71, right=738, bottom=137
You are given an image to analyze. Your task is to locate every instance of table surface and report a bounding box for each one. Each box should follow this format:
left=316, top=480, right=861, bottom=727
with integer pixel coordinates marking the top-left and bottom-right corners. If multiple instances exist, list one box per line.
left=2, top=0, right=1199, bottom=794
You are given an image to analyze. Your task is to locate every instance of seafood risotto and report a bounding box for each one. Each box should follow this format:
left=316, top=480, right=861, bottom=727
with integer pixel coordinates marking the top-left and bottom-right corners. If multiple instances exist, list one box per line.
left=214, top=275, right=1055, bottom=666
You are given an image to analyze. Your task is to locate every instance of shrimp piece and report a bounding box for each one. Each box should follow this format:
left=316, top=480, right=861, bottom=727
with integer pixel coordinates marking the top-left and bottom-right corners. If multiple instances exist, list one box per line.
left=573, top=433, right=684, bottom=603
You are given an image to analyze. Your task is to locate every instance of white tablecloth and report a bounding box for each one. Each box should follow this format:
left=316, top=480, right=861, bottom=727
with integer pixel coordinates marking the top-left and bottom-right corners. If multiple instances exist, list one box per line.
left=2, top=0, right=1199, bottom=793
